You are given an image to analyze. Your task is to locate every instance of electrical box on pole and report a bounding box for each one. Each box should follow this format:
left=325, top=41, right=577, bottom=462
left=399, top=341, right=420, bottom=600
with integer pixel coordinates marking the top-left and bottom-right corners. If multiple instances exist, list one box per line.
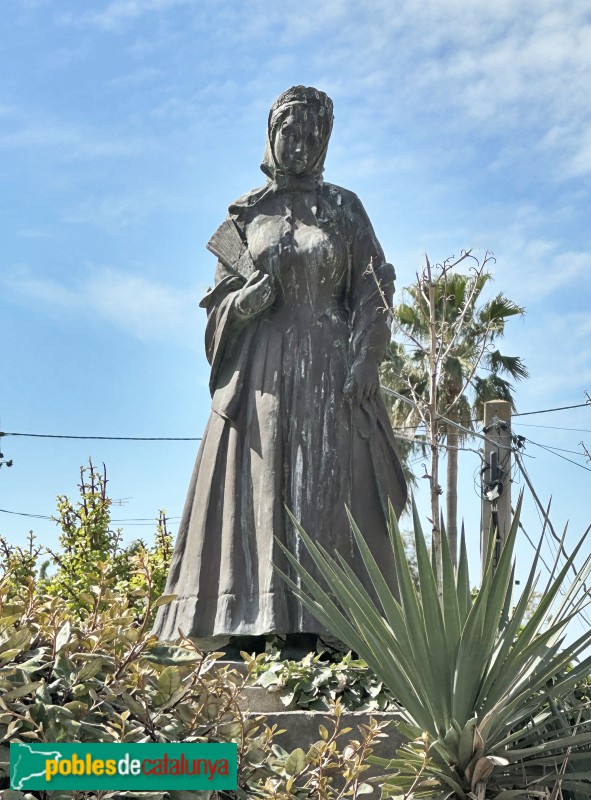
left=481, top=400, right=512, bottom=578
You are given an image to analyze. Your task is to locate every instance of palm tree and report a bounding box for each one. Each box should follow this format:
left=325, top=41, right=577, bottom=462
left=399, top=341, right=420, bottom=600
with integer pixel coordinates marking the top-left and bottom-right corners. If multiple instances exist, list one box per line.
left=381, top=254, right=528, bottom=568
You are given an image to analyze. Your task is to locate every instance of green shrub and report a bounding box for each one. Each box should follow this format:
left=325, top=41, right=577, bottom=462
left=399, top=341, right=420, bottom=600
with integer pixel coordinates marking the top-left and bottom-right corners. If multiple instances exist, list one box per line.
left=0, top=462, right=384, bottom=800
left=0, top=555, right=280, bottom=800
left=0, top=461, right=173, bottom=624
left=247, top=651, right=395, bottom=712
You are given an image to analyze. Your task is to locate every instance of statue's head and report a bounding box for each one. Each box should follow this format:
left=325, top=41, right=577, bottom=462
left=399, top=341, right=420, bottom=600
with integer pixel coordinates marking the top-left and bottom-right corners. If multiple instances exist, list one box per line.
left=261, top=86, right=334, bottom=182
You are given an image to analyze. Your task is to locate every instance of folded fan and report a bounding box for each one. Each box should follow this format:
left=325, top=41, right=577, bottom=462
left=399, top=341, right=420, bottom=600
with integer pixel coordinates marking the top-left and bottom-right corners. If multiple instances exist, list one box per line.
left=207, top=219, right=256, bottom=277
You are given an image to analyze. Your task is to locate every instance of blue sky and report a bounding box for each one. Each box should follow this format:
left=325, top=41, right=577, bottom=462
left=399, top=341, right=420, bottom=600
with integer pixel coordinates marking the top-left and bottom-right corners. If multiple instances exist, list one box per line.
left=2, top=0, right=591, bottom=595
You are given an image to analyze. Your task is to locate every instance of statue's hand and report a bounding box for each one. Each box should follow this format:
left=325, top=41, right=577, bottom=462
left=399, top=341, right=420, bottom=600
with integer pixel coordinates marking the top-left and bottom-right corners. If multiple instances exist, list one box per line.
left=235, top=270, right=276, bottom=317
left=344, top=356, right=380, bottom=404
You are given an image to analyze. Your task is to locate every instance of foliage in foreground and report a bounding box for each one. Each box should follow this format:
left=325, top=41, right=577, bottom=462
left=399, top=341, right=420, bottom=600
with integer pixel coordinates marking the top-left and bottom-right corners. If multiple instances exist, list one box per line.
left=0, top=563, right=390, bottom=800
left=0, top=462, right=388, bottom=800
left=247, top=650, right=395, bottom=712
left=278, top=496, right=591, bottom=799
left=0, top=461, right=174, bottom=623
left=0, top=561, right=276, bottom=800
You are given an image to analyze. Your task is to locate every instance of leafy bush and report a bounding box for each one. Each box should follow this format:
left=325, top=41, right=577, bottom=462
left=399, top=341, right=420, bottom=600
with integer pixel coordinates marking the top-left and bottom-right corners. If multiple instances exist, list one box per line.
left=1, top=461, right=173, bottom=623
left=257, top=700, right=390, bottom=800
left=0, top=570, right=387, bottom=800
left=247, top=651, right=396, bottom=712
left=0, top=462, right=385, bottom=800
left=0, top=554, right=280, bottom=800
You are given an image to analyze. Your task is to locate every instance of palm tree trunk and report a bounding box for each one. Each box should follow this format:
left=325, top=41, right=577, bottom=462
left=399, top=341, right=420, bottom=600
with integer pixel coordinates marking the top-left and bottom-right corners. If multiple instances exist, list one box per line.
left=446, top=424, right=458, bottom=569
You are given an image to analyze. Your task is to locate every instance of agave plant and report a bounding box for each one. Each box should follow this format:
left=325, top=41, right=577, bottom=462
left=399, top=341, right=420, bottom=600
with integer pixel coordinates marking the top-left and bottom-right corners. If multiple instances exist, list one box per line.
left=276, top=495, right=591, bottom=799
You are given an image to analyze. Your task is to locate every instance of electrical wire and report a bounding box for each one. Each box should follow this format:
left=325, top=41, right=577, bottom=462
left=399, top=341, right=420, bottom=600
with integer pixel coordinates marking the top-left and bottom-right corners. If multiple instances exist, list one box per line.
left=514, top=517, right=555, bottom=577
left=390, top=430, right=484, bottom=457
left=381, top=386, right=510, bottom=449
left=526, top=443, right=591, bottom=457
left=0, top=509, right=48, bottom=520
left=513, top=402, right=590, bottom=417
left=512, top=455, right=591, bottom=633
left=515, top=452, right=591, bottom=580
left=112, top=518, right=180, bottom=524
left=0, top=399, right=587, bottom=442
left=0, top=507, right=180, bottom=524
left=514, top=424, right=591, bottom=433
left=0, top=432, right=201, bottom=441
left=522, top=439, right=591, bottom=474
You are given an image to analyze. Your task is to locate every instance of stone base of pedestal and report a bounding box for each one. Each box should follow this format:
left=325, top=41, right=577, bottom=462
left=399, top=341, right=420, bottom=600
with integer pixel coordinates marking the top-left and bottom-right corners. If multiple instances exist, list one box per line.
left=223, top=661, right=405, bottom=784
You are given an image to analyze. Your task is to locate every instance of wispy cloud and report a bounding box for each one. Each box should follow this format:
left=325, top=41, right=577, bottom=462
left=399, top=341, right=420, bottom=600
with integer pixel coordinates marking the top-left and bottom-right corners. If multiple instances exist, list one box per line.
left=109, top=66, right=162, bottom=87
left=4, top=265, right=204, bottom=347
left=508, top=308, right=591, bottom=404
left=478, top=205, right=591, bottom=306
left=0, top=108, right=156, bottom=160
left=16, top=227, right=56, bottom=239
left=18, top=0, right=49, bottom=8
left=229, top=1, right=591, bottom=178
left=59, top=0, right=195, bottom=31
left=52, top=1, right=591, bottom=176
left=62, top=189, right=188, bottom=232
left=46, top=43, right=90, bottom=69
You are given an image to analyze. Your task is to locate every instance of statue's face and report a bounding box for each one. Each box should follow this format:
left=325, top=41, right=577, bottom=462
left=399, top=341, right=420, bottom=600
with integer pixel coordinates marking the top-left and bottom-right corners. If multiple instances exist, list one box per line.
left=273, top=105, right=325, bottom=176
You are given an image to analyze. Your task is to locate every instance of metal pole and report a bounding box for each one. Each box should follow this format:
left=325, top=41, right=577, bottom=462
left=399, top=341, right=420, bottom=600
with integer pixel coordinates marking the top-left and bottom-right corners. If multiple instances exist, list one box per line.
left=481, top=400, right=512, bottom=578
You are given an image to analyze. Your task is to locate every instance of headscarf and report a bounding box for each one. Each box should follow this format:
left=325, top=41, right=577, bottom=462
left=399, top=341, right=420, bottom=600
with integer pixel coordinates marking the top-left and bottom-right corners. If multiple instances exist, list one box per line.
left=229, top=86, right=334, bottom=214
left=261, top=85, right=334, bottom=189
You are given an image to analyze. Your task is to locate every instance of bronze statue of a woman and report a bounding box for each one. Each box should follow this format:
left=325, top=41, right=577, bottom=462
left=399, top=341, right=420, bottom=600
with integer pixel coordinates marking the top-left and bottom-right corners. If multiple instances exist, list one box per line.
left=153, top=86, right=407, bottom=654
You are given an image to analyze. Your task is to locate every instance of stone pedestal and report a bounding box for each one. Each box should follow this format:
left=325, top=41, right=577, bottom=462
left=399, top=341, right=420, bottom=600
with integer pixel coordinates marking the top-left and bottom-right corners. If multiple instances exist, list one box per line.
left=226, top=661, right=405, bottom=782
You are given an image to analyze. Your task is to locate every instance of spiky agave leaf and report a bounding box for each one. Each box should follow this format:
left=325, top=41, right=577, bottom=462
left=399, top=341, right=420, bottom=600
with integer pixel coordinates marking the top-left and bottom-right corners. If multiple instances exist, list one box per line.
left=276, top=494, right=591, bottom=798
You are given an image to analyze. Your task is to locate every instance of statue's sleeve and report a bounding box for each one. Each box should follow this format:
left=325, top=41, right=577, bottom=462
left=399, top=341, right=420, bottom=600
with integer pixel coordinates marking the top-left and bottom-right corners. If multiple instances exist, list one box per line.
left=199, top=261, right=243, bottom=377
left=199, top=260, right=259, bottom=427
left=347, top=196, right=395, bottom=366
left=199, top=255, right=262, bottom=421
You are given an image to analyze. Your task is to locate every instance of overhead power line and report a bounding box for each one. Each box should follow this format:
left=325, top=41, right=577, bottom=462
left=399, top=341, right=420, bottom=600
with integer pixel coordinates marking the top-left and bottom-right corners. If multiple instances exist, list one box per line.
left=0, top=508, right=48, bottom=520
left=529, top=443, right=587, bottom=456
left=392, top=397, right=589, bottom=425
left=523, top=439, right=591, bottom=474
left=0, top=507, right=180, bottom=524
left=0, top=398, right=588, bottom=442
left=514, top=423, right=591, bottom=433
left=514, top=452, right=591, bottom=620
left=0, top=432, right=201, bottom=441
left=381, top=386, right=509, bottom=449
left=513, top=402, right=590, bottom=417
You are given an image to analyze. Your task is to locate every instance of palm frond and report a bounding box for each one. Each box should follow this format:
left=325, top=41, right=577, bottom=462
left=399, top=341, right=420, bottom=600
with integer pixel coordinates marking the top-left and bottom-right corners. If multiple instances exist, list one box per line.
left=486, top=350, right=530, bottom=380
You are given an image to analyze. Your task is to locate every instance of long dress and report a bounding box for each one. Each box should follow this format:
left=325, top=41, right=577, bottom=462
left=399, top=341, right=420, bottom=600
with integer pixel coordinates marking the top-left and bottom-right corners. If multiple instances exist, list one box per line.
left=152, top=181, right=407, bottom=640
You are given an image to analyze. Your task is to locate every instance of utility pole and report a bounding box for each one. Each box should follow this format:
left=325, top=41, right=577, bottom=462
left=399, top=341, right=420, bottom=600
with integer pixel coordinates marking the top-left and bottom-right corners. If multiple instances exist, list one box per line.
left=481, top=400, right=512, bottom=578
